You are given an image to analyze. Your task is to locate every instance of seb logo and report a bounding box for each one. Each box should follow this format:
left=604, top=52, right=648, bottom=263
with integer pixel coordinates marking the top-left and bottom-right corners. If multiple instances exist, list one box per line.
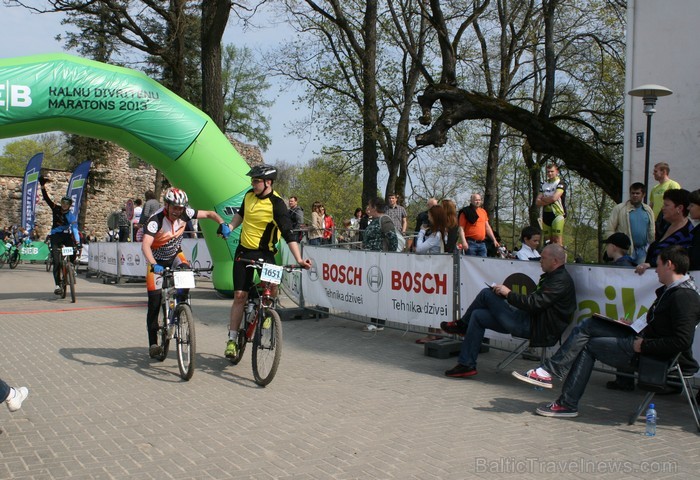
left=391, top=271, right=447, bottom=295
left=322, top=263, right=362, bottom=286
left=0, top=82, right=33, bottom=108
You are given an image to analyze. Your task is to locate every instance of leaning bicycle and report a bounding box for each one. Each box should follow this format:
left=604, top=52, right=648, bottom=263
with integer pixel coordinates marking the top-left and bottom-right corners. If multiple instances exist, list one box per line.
left=152, top=266, right=200, bottom=381
left=57, top=244, right=78, bottom=303
left=228, top=259, right=302, bottom=386
left=0, top=240, right=21, bottom=269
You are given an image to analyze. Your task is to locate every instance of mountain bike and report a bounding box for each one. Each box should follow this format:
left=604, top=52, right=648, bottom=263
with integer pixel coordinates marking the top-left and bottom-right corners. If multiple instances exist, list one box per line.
left=0, top=241, right=21, bottom=269
left=228, top=259, right=303, bottom=386
left=152, top=266, right=203, bottom=381
left=57, top=245, right=78, bottom=303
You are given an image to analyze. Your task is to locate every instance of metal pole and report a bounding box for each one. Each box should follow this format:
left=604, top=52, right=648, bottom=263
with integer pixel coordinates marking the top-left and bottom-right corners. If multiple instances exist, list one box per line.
left=643, top=112, right=653, bottom=204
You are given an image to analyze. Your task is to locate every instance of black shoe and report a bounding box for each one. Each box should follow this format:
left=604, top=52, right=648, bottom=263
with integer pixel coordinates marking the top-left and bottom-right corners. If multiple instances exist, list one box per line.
left=440, top=320, right=467, bottom=335
left=149, top=344, right=163, bottom=359
left=606, top=380, right=635, bottom=391
left=444, top=364, right=477, bottom=378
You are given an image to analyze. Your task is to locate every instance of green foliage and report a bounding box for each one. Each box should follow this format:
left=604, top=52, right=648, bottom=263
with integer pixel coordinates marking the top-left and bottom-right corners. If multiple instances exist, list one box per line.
left=0, top=135, right=71, bottom=176
left=222, top=45, right=274, bottom=150
left=280, top=154, right=363, bottom=228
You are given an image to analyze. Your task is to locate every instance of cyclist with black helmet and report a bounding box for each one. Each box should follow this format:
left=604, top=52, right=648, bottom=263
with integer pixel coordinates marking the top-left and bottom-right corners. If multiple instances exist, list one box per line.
left=141, top=187, right=231, bottom=358
left=221, top=164, right=312, bottom=359
left=39, top=177, right=82, bottom=295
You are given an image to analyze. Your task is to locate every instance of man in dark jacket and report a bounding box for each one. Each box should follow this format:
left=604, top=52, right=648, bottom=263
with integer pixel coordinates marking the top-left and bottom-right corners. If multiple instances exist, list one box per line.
left=516, top=245, right=700, bottom=418
left=444, top=244, right=576, bottom=378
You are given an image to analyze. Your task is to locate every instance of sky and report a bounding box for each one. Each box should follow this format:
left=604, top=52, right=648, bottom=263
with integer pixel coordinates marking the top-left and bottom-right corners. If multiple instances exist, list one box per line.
left=0, top=2, right=320, bottom=166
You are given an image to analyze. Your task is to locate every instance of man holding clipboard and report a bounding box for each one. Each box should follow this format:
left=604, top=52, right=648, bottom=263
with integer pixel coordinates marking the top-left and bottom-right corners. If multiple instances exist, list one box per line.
left=513, top=245, right=700, bottom=418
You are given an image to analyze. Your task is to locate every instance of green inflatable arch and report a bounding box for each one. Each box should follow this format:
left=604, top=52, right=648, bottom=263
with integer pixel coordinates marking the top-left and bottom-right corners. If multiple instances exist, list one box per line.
left=0, top=53, right=249, bottom=294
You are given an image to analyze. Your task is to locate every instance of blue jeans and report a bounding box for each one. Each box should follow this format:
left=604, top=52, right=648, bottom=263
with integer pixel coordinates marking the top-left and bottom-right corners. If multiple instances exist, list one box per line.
left=557, top=334, right=636, bottom=410
left=631, top=245, right=647, bottom=264
left=308, top=238, right=321, bottom=246
left=0, top=378, right=10, bottom=402
left=542, top=316, right=631, bottom=380
left=466, top=239, right=487, bottom=257
left=458, top=288, right=531, bottom=367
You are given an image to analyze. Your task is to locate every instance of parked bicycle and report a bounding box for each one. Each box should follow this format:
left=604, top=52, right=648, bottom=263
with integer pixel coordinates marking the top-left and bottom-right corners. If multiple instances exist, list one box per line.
left=152, top=266, right=204, bottom=381
left=228, top=258, right=303, bottom=386
left=57, top=244, right=78, bottom=303
left=0, top=240, right=21, bottom=269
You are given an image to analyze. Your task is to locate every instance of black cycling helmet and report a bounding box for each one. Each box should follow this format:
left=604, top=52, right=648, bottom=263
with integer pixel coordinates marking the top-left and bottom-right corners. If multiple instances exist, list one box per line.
left=60, top=196, right=73, bottom=205
left=246, top=164, right=278, bottom=180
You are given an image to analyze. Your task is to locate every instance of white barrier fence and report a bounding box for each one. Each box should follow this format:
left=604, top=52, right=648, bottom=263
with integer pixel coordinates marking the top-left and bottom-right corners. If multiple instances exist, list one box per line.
left=85, top=240, right=700, bottom=375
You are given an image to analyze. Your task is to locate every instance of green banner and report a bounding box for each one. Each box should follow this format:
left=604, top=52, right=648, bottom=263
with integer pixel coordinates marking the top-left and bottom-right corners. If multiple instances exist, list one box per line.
left=0, top=55, right=206, bottom=159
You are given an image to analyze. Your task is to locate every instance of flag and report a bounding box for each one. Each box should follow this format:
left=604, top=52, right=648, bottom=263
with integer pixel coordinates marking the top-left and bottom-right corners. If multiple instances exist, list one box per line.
left=21, top=152, right=44, bottom=234
left=66, top=160, right=91, bottom=218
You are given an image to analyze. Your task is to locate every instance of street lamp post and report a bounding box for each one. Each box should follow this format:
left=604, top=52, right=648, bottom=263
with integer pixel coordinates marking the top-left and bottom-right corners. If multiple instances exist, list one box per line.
left=628, top=84, right=673, bottom=203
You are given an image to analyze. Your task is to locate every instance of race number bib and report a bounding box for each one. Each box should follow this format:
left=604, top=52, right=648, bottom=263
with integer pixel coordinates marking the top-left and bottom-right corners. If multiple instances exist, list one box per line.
left=61, top=246, right=74, bottom=256
left=173, top=270, right=196, bottom=289
left=260, top=263, right=283, bottom=285
left=4, top=243, right=11, bottom=249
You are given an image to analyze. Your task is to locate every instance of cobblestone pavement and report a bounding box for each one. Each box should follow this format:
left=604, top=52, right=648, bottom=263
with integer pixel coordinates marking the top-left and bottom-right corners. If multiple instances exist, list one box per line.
left=1, top=263, right=699, bottom=479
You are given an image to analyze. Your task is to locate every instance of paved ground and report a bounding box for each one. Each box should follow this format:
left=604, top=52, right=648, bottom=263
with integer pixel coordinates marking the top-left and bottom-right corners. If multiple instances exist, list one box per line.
left=1, top=262, right=699, bottom=479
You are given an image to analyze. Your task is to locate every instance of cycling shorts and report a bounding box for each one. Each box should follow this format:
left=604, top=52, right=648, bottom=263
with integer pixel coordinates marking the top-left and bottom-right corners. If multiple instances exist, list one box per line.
left=542, top=211, right=565, bottom=238
left=146, top=251, right=188, bottom=293
left=233, top=246, right=276, bottom=293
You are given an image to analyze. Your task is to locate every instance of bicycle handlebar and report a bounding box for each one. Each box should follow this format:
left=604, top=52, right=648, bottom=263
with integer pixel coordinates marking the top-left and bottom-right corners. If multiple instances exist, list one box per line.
left=236, top=257, right=305, bottom=272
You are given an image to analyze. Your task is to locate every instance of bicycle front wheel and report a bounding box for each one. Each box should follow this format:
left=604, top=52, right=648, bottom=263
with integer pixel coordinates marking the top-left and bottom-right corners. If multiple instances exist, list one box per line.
left=175, top=304, right=196, bottom=380
left=66, top=263, right=76, bottom=303
left=252, top=308, right=282, bottom=386
left=0, top=253, right=6, bottom=268
left=60, top=262, right=68, bottom=299
left=156, top=305, right=170, bottom=362
left=9, top=249, right=20, bottom=269
left=46, top=254, right=53, bottom=272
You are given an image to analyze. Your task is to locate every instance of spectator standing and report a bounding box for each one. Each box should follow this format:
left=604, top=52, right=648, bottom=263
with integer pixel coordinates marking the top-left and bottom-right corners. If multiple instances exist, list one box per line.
left=288, top=196, right=304, bottom=242
left=688, top=189, right=700, bottom=270
left=385, top=193, right=407, bottom=236
left=442, top=199, right=468, bottom=253
left=516, top=226, right=541, bottom=261
left=459, top=193, right=499, bottom=257
left=603, top=232, right=636, bottom=267
left=308, top=201, right=324, bottom=246
left=117, top=208, right=130, bottom=242
left=415, top=204, right=447, bottom=254
left=132, top=198, right=143, bottom=239
left=635, top=189, right=693, bottom=275
left=138, top=190, right=161, bottom=231
left=321, top=206, right=334, bottom=244
left=408, top=198, right=438, bottom=252
left=606, top=182, right=655, bottom=264
left=649, top=162, right=681, bottom=220
left=536, top=164, right=567, bottom=246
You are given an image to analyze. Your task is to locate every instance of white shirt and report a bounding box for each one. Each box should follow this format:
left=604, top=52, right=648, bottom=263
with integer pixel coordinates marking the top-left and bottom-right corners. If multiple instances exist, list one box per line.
left=516, top=244, right=540, bottom=261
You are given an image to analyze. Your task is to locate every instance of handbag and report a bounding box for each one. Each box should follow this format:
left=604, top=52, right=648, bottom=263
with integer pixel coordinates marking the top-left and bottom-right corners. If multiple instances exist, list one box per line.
left=637, top=355, right=671, bottom=392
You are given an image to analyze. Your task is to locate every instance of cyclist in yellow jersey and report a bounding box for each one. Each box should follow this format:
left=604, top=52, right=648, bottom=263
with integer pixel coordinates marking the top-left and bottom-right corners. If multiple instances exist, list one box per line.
left=222, top=164, right=312, bottom=358
left=537, top=164, right=567, bottom=246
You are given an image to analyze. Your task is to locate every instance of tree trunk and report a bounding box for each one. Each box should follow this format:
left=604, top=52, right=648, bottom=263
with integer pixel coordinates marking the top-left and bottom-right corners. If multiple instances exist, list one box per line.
left=201, top=0, right=231, bottom=131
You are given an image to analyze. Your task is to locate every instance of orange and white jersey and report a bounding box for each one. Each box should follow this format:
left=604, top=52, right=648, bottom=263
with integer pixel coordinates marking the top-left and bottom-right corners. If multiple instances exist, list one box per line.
left=143, top=207, right=197, bottom=262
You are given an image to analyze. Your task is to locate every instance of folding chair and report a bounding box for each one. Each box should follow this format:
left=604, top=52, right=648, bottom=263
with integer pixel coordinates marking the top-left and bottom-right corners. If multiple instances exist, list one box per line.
left=495, top=315, right=575, bottom=372
left=628, top=352, right=700, bottom=432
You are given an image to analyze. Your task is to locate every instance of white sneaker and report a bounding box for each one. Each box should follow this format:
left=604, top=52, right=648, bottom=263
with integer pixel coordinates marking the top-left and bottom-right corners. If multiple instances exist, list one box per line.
left=6, top=387, right=29, bottom=412
left=362, top=324, right=384, bottom=332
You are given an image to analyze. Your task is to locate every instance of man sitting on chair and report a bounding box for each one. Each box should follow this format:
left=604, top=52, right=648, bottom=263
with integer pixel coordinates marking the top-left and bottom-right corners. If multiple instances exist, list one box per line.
left=442, top=244, right=576, bottom=378
left=513, top=245, right=700, bottom=418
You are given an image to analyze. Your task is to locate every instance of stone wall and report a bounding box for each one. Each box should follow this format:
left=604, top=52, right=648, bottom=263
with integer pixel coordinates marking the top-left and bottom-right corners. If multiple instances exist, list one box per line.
left=0, top=137, right=262, bottom=240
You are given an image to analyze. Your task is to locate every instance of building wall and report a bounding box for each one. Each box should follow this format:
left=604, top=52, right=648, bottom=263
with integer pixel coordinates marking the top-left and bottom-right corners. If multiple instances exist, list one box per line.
left=0, top=138, right=263, bottom=240
left=624, top=0, right=700, bottom=197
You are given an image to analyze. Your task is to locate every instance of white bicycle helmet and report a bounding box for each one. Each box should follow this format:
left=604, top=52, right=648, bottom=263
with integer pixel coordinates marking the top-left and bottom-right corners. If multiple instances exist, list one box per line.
left=163, top=187, right=188, bottom=207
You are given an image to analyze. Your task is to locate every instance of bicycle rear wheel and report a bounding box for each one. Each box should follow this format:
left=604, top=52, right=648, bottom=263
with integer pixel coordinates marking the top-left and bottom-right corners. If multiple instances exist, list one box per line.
left=9, top=249, right=20, bottom=269
left=66, top=263, right=76, bottom=303
left=252, top=308, right=282, bottom=386
left=175, top=304, right=196, bottom=380
left=46, top=254, right=53, bottom=272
